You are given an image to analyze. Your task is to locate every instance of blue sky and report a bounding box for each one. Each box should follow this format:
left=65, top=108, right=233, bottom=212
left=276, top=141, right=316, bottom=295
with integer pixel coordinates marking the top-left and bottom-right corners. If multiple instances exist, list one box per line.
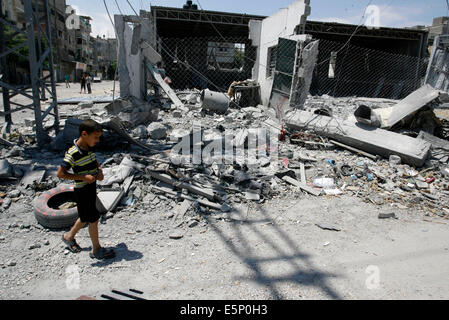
left=68, top=0, right=449, bottom=38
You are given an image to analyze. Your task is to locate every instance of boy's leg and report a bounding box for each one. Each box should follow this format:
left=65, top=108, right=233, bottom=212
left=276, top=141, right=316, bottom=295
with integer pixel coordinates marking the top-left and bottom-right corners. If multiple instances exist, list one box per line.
left=88, top=220, right=101, bottom=254
left=64, top=218, right=86, bottom=241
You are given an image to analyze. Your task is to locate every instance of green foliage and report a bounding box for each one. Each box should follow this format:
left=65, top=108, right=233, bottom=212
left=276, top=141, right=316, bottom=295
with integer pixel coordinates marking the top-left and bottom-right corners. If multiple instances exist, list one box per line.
left=3, top=21, right=52, bottom=70
left=234, top=48, right=245, bottom=69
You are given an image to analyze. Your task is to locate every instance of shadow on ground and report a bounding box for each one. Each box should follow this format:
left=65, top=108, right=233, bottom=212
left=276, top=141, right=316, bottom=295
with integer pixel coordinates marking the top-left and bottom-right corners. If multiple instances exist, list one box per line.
left=91, top=242, right=143, bottom=267
left=203, top=203, right=343, bottom=299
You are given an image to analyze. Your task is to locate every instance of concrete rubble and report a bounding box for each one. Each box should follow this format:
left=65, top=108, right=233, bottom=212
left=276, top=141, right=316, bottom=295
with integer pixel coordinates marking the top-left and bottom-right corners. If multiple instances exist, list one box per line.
left=2, top=0, right=449, bottom=300
left=0, top=1, right=447, bottom=236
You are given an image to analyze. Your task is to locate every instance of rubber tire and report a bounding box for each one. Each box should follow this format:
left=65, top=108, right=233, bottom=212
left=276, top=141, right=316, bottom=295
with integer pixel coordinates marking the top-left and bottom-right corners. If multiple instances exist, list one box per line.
left=33, top=184, right=79, bottom=229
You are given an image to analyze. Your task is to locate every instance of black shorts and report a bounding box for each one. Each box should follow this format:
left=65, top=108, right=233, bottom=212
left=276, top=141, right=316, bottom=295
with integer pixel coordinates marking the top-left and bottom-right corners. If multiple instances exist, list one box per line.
left=74, top=183, right=100, bottom=223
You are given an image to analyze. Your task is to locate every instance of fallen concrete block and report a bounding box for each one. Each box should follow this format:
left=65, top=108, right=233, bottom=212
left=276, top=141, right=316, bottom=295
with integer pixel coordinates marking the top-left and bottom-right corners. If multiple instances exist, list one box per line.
left=285, top=110, right=431, bottom=167
left=96, top=188, right=125, bottom=214
left=147, top=122, right=167, bottom=140
left=384, top=84, right=441, bottom=129
left=0, top=160, right=14, bottom=179
left=417, top=131, right=449, bottom=151
left=20, top=169, right=46, bottom=187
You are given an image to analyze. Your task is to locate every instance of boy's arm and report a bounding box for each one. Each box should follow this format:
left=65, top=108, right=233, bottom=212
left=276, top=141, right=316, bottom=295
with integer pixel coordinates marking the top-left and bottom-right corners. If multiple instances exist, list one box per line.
left=57, top=166, right=96, bottom=184
left=95, top=161, right=104, bottom=181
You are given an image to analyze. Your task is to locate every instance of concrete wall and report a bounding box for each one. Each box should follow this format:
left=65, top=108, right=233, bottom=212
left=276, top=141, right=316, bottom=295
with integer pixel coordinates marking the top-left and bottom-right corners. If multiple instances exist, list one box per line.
left=249, top=0, right=311, bottom=106
left=426, top=35, right=449, bottom=92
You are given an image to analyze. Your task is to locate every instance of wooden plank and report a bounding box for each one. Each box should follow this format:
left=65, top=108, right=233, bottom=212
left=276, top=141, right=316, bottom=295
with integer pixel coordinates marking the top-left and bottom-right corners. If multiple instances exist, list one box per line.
left=282, top=176, right=321, bottom=196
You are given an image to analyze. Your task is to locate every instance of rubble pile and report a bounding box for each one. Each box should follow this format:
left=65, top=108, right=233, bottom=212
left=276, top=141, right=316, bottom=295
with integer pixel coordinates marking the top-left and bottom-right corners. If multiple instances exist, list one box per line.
left=1, top=83, right=449, bottom=229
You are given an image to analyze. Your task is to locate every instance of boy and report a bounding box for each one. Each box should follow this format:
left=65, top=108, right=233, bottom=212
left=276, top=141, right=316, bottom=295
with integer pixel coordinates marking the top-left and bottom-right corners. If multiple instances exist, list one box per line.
left=57, top=119, right=115, bottom=260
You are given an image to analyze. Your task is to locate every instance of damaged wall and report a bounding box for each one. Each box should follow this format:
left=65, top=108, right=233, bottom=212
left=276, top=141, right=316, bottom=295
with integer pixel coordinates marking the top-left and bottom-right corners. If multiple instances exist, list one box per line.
left=249, top=0, right=311, bottom=106
left=426, top=35, right=449, bottom=92
left=115, top=14, right=156, bottom=100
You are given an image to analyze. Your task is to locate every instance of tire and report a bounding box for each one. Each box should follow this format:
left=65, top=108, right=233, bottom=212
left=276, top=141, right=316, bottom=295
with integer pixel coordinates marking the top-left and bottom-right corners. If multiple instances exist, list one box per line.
left=33, top=184, right=79, bottom=229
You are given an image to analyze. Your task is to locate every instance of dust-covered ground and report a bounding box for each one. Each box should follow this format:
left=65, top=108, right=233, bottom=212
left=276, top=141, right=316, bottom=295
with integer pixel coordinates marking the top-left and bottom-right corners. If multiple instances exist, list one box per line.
left=1, top=191, right=448, bottom=300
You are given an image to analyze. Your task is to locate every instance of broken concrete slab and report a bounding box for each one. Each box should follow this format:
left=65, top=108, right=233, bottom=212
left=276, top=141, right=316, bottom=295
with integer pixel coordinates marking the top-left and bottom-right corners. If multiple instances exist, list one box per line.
left=96, top=188, right=125, bottom=214
left=172, top=199, right=192, bottom=226
left=147, top=122, right=167, bottom=140
left=384, top=84, right=441, bottom=129
left=244, top=191, right=260, bottom=201
left=62, top=118, right=83, bottom=145
left=146, top=63, right=183, bottom=108
left=0, top=160, right=14, bottom=179
left=417, top=131, right=449, bottom=151
left=285, top=110, right=431, bottom=167
left=20, top=169, right=46, bottom=187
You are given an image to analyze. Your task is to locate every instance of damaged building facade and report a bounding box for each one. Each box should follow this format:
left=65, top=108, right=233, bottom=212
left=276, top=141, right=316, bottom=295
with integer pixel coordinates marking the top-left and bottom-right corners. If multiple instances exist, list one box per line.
left=115, top=0, right=435, bottom=107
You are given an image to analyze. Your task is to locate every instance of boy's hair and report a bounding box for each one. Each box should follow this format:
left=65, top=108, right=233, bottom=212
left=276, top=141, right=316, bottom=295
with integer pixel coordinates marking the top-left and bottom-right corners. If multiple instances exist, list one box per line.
left=79, top=119, right=103, bottom=136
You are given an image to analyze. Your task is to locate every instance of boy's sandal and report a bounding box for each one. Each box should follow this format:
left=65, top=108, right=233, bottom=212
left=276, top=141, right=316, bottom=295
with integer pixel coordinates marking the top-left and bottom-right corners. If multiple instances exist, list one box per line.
left=89, top=247, right=115, bottom=260
left=61, top=235, right=82, bottom=253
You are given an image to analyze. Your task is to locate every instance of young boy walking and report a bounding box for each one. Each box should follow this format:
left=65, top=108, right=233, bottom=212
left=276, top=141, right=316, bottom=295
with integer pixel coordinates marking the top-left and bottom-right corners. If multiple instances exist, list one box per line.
left=57, top=119, right=115, bottom=260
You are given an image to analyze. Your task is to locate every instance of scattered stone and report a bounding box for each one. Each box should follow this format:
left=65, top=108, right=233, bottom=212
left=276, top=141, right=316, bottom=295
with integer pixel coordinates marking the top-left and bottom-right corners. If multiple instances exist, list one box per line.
left=0, top=159, right=14, bottom=178
left=2, top=198, right=11, bottom=208
left=147, top=122, right=167, bottom=140
left=315, top=223, right=341, bottom=232
left=169, top=232, right=184, bottom=240
left=378, top=213, right=397, bottom=219
left=28, top=243, right=41, bottom=250
left=188, top=219, right=199, bottom=228
left=7, top=261, right=16, bottom=267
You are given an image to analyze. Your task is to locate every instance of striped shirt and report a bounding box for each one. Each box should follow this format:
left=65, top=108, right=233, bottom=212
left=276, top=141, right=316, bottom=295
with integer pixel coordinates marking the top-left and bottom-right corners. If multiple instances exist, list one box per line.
left=61, top=139, right=99, bottom=189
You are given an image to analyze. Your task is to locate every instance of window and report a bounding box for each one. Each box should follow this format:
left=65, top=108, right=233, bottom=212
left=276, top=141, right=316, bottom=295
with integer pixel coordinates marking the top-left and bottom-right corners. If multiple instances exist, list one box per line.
left=266, top=45, right=278, bottom=78
left=207, top=42, right=246, bottom=70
